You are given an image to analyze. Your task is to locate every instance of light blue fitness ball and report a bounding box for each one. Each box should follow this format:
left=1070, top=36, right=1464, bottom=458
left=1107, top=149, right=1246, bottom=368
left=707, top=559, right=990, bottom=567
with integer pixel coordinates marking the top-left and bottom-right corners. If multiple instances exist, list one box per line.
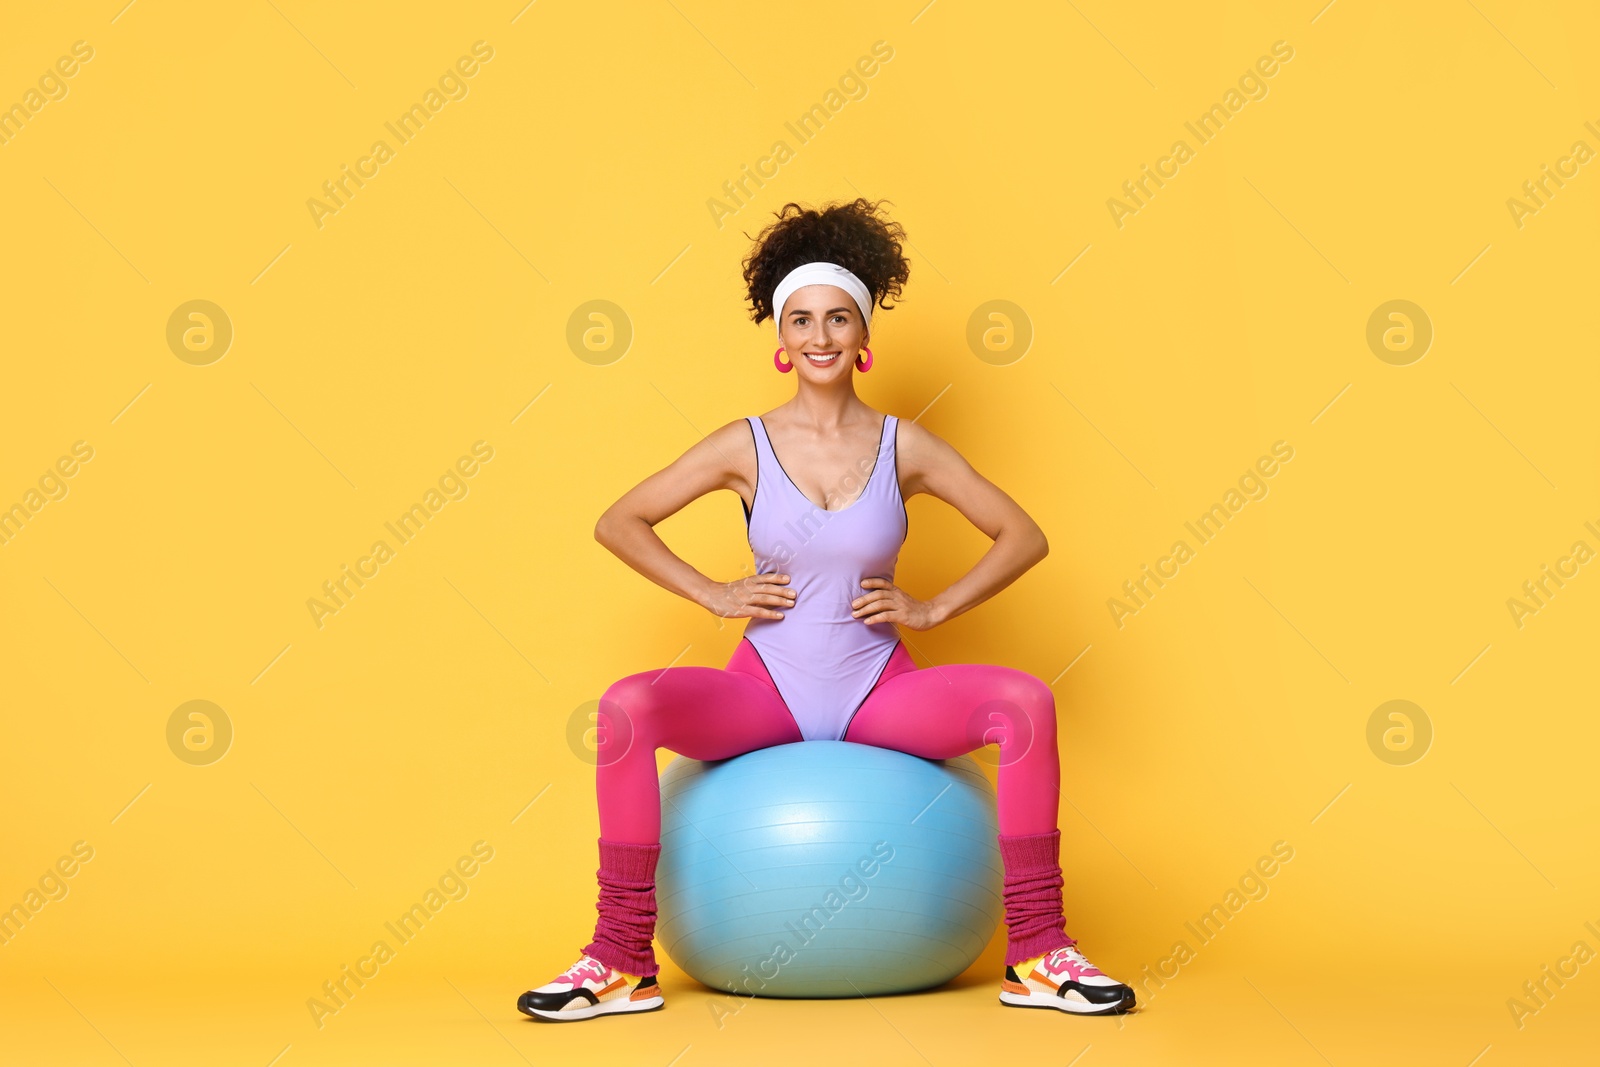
left=655, top=740, right=1003, bottom=998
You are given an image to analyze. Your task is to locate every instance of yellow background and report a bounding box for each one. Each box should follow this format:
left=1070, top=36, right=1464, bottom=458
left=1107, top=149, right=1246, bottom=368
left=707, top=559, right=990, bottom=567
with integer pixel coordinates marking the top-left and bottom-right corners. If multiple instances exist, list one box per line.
left=2, top=1, right=1597, bottom=1064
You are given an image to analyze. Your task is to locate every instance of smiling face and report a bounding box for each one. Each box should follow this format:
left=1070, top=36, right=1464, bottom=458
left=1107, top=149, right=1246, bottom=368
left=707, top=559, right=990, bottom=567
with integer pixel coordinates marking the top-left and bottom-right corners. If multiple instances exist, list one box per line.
left=778, top=283, right=869, bottom=376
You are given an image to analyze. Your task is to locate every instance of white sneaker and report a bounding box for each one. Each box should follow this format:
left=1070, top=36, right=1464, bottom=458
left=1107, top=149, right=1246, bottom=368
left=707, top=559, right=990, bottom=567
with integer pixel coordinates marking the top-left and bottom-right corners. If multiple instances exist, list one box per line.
left=517, top=954, right=664, bottom=1022
left=999, top=943, right=1136, bottom=1015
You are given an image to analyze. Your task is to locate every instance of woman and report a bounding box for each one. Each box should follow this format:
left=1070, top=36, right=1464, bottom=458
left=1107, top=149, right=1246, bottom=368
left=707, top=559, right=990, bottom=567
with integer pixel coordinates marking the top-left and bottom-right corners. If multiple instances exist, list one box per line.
left=518, top=198, right=1135, bottom=1021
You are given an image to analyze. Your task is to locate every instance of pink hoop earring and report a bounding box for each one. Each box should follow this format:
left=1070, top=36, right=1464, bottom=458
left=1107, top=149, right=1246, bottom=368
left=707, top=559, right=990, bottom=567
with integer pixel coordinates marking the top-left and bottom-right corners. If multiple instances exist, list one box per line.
left=855, top=346, right=873, bottom=372
left=774, top=346, right=794, bottom=373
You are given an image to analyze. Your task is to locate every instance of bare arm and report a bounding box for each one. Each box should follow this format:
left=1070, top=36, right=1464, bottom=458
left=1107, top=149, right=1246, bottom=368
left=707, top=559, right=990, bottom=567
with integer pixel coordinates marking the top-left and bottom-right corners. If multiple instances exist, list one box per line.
left=593, top=420, right=793, bottom=620
left=878, top=420, right=1049, bottom=627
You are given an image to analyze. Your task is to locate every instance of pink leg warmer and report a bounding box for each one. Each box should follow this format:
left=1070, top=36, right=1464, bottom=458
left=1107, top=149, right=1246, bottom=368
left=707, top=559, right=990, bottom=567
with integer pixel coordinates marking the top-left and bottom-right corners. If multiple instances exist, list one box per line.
left=997, top=828, right=1076, bottom=966
left=581, top=838, right=663, bottom=977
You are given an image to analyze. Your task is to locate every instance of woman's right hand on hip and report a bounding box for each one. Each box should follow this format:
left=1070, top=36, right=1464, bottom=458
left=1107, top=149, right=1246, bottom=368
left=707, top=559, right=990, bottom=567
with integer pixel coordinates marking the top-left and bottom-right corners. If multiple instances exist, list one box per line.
left=701, top=571, right=795, bottom=620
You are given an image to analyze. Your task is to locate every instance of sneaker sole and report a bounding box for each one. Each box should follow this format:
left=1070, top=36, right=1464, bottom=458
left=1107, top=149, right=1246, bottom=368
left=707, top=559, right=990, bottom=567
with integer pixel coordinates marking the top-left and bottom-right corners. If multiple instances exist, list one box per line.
left=999, top=989, right=1134, bottom=1015
left=519, top=994, right=664, bottom=1022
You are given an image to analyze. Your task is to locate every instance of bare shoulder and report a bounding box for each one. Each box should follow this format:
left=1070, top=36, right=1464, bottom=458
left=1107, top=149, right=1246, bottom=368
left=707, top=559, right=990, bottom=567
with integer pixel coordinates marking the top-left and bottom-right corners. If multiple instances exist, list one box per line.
left=602, top=417, right=759, bottom=528
left=892, top=417, right=1039, bottom=543
left=704, top=416, right=760, bottom=498
left=894, top=417, right=968, bottom=499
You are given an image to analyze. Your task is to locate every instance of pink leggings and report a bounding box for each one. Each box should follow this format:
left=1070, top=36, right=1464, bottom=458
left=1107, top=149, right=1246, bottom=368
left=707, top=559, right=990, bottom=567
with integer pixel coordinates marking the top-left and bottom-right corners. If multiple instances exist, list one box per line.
left=596, top=637, right=1060, bottom=842
left=581, top=637, right=1074, bottom=977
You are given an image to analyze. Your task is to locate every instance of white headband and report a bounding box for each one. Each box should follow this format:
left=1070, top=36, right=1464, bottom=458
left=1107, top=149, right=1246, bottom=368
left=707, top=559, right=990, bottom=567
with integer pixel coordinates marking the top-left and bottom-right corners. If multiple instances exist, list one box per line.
left=771, top=261, right=873, bottom=341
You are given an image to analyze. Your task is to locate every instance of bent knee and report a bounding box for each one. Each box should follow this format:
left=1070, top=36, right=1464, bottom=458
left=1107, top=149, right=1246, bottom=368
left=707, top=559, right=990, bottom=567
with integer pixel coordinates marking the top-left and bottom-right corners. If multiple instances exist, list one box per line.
left=593, top=673, right=667, bottom=754
left=600, top=672, right=652, bottom=706
left=991, top=670, right=1057, bottom=743
left=986, top=667, right=1052, bottom=710
left=965, top=669, right=1056, bottom=753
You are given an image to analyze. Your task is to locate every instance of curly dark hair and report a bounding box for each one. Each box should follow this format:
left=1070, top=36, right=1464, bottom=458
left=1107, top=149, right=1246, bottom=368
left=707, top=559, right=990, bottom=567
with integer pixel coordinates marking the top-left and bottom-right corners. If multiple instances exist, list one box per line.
left=741, top=198, right=911, bottom=330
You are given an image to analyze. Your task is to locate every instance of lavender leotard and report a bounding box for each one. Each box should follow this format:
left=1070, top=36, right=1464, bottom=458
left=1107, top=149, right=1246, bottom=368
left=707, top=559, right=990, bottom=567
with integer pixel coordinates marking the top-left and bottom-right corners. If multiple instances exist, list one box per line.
left=739, top=413, right=908, bottom=741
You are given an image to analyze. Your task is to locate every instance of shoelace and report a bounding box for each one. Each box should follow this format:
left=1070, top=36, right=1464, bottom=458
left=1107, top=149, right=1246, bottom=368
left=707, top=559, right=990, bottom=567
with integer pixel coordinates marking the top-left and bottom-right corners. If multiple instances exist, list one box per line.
left=1046, top=944, right=1102, bottom=975
left=557, top=955, right=611, bottom=987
